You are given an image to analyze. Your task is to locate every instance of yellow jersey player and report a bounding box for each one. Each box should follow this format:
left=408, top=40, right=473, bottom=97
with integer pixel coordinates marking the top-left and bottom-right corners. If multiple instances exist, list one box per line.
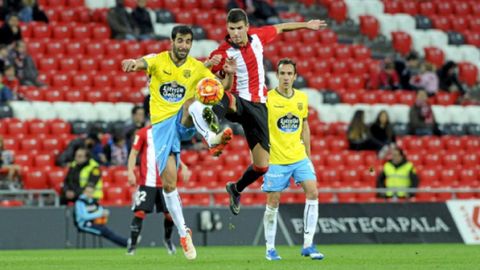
left=262, top=59, right=324, bottom=261
left=121, top=25, right=234, bottom=260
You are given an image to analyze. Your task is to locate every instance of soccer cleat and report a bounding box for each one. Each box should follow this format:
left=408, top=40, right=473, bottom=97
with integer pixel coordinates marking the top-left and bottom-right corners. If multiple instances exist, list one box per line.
left=164, top=239, right=176, bottom=255
left=180, top=228, right=196, bottom=260
left=301, top=245, right=324, bottom=260
left=202, top=106, right=220, bottom=133
left=266, top=249, right=282, bottom=261
left=226, top=182, right=241, bottom=215
left=126, top=238, right=135, bottom=256
left=208, top=127, right=233, bottom=157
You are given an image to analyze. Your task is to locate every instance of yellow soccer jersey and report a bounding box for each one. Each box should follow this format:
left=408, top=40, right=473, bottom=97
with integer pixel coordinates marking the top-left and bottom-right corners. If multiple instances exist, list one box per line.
left=267, top=88, right=309, bottom=165
left=143, top=51, right=215, bottom=124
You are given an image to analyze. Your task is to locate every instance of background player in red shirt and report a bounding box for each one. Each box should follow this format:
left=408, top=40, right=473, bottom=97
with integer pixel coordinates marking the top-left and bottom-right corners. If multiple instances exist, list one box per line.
left=126, top=125, right=191, bottom=255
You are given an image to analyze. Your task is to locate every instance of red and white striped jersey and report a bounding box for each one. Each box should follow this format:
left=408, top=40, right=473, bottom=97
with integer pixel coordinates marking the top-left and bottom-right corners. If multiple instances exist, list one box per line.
left=210, top=25, right=278, bottom=103
left=132, top=126, right=162, bottom=187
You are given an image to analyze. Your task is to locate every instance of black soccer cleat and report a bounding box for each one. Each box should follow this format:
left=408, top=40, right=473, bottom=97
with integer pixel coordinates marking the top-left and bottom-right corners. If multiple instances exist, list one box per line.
left=226, top=182, right=241, bottom=215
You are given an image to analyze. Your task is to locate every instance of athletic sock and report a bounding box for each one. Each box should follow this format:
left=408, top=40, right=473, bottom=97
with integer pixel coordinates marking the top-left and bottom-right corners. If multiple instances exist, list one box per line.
left=162, top=189, right=187, bottom=237
left=303, top=199, right=318, bottom=248
left=188, top=101, right=217, bottom=146
left=263, top=205, right=278, bottom=251
left=130, top=214, right=144, bottom=247
left=236, top=165, right=268, bottom=192
left=164, top=213, right=174, bottom=240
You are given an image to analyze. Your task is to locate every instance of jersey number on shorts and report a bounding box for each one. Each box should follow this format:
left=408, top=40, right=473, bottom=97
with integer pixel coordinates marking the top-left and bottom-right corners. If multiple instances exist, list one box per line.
left=135, top=191, right=147, bottom=206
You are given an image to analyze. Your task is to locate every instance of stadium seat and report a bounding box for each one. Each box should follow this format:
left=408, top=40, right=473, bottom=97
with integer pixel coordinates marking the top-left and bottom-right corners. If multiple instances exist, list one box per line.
left=424, top=47, right=445, bottom=67
left=23, top=169, right=48, bottom=189
left=458, top=62, right=479, bottom=86
left=33, top=24, right=51, bottom=39
left=359, top=15, right=379, bottom=40
left=34, top=154, right=55, bottom=167
left=328, top=1, right=347, bottom=23
left=391, top=31, right=412, bottom=55
left=14, top=153, right=34, bottom=167
left=92, top=25, right=111, bottom=40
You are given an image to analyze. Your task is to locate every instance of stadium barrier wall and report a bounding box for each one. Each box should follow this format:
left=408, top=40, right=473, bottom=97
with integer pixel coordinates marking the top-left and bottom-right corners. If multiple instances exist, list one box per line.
left=1, top=201, right=479, bottom=249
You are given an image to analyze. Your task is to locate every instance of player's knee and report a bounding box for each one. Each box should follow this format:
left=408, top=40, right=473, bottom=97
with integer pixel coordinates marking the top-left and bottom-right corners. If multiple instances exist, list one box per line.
left=253, top=165, right=268, bottom=176
left=305, top=187, right=318, bottom=200
left=163, top=184, right=176, bottom=193
left=164, top=212, right=173, bottom=222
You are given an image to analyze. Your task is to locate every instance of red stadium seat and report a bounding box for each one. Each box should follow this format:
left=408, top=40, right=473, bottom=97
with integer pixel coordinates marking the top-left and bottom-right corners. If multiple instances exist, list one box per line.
left=351, top=45, right=371, bottom=60
left=436, top=2, right=452, bottom=16
left=400, top=0, right=418, bottom=15
left=99, top=59, right=119, bottom=72
left=124, top=42, right=144, bottom=58
left=424, top=153, right=441, bottom=167
left=346, top=76, right=365, bottom=91
left=14, top=153, right=34, bottom=167
left=52, top=73, right=71, bottom=87
left=419, top=1, right=435, bottom=16
left=21, top=137, right=42, bottom=151
left=91, top=25, right=111, bottom=40
left=7, top=122, right=28, bottom=135
left=93, top=74, right=111, bottom=88
left=328, top=0, right=347, bottom=23
left=52, top=24, right=71, bottom=39
left=50, top=120, right=71, bottom=135
left=440, top=169, right=458, bottom=183
left=331, top=60, right=349, bottom=74
left=72, top=73, right=93, bottom=87
left=86, top=42, right=105, bottom=56
left=391, top=31, right=412, bottom=55
left=28, top=121, right=49, bottom=135
left=38, top=57, right=58, bottom=71
left=359, top=15, right=379, bottom=40
left=361, top=91, right=380, bottom=104
left=33, top=24, right=51, bottom=39
left=349, top=60, right=367, bottom=76
left=79, top=58, right=98, bottom=71
left=104, top=41, right=126, bottom=56
left=383, top=0, right=401, bottom=14
left=280, top=44, right=298, bottom=58
left=424, top=47, right=445, bottom=68
left=200, top=0, right=216, bottom=9
left=44, top=90, right=65, bottom=102
left=334, top=45, right=351, bottom=60
left=127, top=91, right=145, bottom=103
left=327, top=76, right=345, bottom=91
left=86, top=91, right=107, bottom=103
left=454, top=2, right=471, bottom=15
left=42, top=137, right=63, bottom=154
left=34, top=154, right=54, bottom=167
left=313, top=60, right=331, bottom=75
left=464, top=137, right=480, bottom=151
left=46, top=42, right=64, bottom=55
left=459, top=169, right=477, bottom=186
left=23, top=89, right=45, bottom=101
left=379, top=91, right=397, bottom=104
left=65, top=90, right=85, bottom=102
left=442, top=153, right=461, bottom=168
left=105, top=187, right=126, bottom=201
left=451, top=16, right=468, bottom=33
left=458, top=62, right=479, bottom=86
left=27, top=41, right=46, bottom=55
left=59, top=58, right=78, bottom=71
left=319, top=30, right=337, bottom=44
left=341, top=92, right=360, bottom=104
left=307, top=76, right=326, bottom=90
left=430, top=15, right=451, bottom=31
left=301, top=31, right=320, bottom=43
left=65, top=42, right=85, bottom=55
left=23, top=169, right=48, bottom=189
left=396, top=91, right=416, bottom=105
left=434, top=92, right=455, bottom=106
left=425, top=137, right=444, bottom=151
left=444, top=137, right=464, bottom=151
left=194, top=11, right=214, bottom=25
left=463, top=153, right=478, bottom=167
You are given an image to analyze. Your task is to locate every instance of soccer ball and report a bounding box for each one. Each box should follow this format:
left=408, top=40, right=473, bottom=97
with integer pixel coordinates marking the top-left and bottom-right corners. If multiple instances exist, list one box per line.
left=195, top=77, right=224, bottom=105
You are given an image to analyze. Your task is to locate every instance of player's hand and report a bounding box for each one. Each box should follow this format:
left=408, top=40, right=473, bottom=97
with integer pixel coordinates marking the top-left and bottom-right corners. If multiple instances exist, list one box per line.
left=205, top=54, right=222, bottom=68
left=306, top=20, right=327, bottom=30
left=122, top=59, right=137, bottom=72
left=65, top=190, right=75, bottom=199
left=223, top=57, right=237, bottom=74
left=102, top=209, right=110, bottom=217
left=127, top=171, right=136, bottom=186
left=180, top=163, right=192, bottom=183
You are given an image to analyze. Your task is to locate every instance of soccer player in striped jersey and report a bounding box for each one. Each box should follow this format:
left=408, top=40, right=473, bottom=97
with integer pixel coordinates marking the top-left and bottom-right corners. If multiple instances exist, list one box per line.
left=126, top=125, right=191, bottom=256
left=262, top=59, right=323, bottom=261
left=196, top=8, right=326, bottom=215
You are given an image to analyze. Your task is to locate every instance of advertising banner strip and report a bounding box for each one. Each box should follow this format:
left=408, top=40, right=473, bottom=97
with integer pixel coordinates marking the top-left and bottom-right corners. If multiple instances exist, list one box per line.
left=446, top=200, right=480, bottom=245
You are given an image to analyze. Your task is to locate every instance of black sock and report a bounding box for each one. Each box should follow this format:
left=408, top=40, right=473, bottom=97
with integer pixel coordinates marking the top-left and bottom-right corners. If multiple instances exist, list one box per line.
left=236, top=165, right=267, bottom=192
left=130, top=217, right=143, bottom=246
left=164, top=217, right=174, bottom=240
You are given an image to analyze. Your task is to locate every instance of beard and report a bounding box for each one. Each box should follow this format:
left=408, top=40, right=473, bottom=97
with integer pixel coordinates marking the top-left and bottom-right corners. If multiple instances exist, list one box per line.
left=173, top=46, right=189, bottom=60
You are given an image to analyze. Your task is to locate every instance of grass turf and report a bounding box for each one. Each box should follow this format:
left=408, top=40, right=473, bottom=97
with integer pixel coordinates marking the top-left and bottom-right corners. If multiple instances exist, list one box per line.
left=1, top=244, right=479, bottom=270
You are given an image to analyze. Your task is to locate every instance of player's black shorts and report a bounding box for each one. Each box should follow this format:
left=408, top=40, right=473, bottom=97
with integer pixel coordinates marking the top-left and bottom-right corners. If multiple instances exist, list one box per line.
left=131, top=185, right=168, bottom=214
left=224, top=95, right=270, bottom=152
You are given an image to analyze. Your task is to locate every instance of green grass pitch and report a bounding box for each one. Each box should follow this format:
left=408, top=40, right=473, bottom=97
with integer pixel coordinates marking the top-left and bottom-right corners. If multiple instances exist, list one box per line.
left=1, top=244, right=479, bottom=270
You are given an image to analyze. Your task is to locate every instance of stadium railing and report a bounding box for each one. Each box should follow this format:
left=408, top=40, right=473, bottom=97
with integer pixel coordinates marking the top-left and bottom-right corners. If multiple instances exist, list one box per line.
left=0, top=189, right=59, bottom=207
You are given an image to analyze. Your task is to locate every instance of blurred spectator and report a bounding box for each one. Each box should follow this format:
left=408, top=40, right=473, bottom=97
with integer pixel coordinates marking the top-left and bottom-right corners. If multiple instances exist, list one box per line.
left=0, top=44, right=12, bottom=73
left=61, top=147, right=104, bottom=205
left=437, top=61, right=465, bottom=95
left=375, top=59, right=400, bottom=90
left=107, top=0, right=140, bottom=40
left=370, top=110, right=396, bottom=159
left=0, top=136, right=21, bottom=189
left=2, top=65, right=19, bottom=98
left=74, top=186, right=128, bottom=247
left=410, top=63, right=439, bottom=96
left=9, top=41, right=43, bottom=86
left=347, top=110, right=383, bottom=151
left=3, top=0, right=22, bottom=13
left=104, top=132, right=128, bottom=166
left=409, top=90, right=439, bottom=136
left=376, top=148, right=419, bottom=199
left=227, top=0, right=280, bottom=26
left=18, top=0, right=48, bottom=23
left=0, top=1, right=8, bottom=21
left=0, top=14, right=22, bottom=46
left=0, top=72, right=14, bottom=102
left=131, top=0, right=155, bottom=40
left=57, top=132, right=106, bottom=166
left=395, top=51, right=420, bottom=90
left=125, top=105, right=146, bottom=149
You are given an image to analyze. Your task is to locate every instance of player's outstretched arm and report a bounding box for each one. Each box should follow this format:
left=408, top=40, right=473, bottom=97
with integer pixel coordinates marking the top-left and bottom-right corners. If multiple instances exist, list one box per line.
left=221, top=57, right=236, bottom=90
left=302, top=119, right=312, bottom=159
left=121, top=58, right=147, bottom=72
left=274, top=20, right=327, bottom=34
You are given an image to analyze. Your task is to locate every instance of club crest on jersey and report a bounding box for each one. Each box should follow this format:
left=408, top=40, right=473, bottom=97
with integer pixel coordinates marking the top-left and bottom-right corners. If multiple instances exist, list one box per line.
left=183, top=70, right=191, bottom=78
left=159, top=81, right=186, bottom=103
left=277, top=112, right=300, bottom=133
left=297, top=102, right=303, bottom=111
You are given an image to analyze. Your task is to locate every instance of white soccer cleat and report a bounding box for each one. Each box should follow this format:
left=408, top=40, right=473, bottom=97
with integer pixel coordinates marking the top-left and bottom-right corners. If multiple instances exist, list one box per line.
left=180, top=228, right=196, bottom=260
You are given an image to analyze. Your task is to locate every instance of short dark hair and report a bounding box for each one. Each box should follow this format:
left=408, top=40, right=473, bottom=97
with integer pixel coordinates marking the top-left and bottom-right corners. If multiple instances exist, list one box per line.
left=171, top=25, right=194, bottom=40
left=227, top=8, right=248, bottom=25
left=277, top=58, right=297, bottom=74
left=131, top=105, right=144, bottom=115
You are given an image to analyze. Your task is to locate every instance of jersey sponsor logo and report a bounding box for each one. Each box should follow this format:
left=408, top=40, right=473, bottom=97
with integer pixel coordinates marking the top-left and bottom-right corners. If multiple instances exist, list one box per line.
left=183, top=69, right=191, bottom=78
left=159, top=81, right=186, bottom=102
left=277, top=113, right=300, bottom=133
left=163, top=70, right=172, bottom=75
left=297, top=102, right=304, bottom=111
